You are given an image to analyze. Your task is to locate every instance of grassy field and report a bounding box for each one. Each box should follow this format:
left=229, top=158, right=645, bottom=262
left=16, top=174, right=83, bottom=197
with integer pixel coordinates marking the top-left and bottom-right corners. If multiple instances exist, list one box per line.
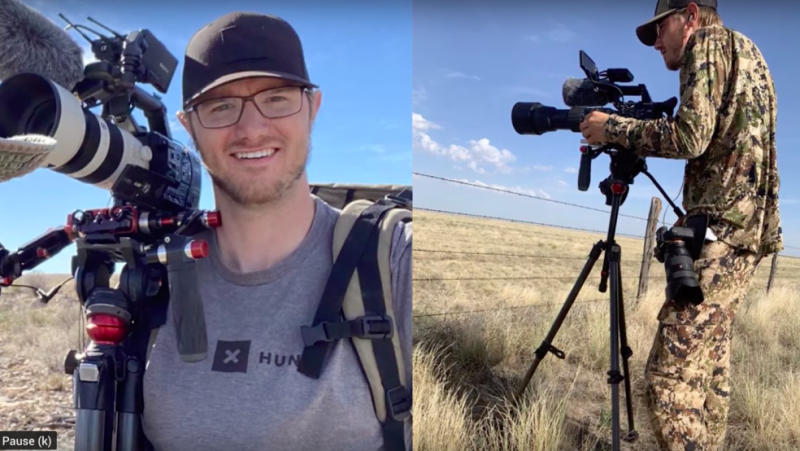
left=412, top=209, right=800, bottom=451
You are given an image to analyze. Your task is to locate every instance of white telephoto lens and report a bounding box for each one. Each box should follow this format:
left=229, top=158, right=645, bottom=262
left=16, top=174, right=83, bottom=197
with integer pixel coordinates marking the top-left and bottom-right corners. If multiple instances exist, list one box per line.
left=0, top=72, right=152, bottom=190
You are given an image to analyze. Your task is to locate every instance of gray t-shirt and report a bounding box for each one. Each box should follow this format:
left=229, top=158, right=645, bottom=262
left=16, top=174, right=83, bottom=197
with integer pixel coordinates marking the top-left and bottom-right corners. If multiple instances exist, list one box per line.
left=141, top=196, right=412, bottom=451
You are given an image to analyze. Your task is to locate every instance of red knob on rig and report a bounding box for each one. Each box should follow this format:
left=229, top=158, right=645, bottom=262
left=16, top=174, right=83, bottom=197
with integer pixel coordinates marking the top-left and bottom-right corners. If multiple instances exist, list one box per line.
left=185, top=240, right=209, bottom=259
left=580, top=146, right=590, bottom=154
left=611, top=183, right=626, bottom=194
left=36, top=247, right=49, bottom=258
left=204, top=211, right=222, bottom=228
left=159, top=217, right=176, bottom=227
left=86, top=314, right=128, bottom=345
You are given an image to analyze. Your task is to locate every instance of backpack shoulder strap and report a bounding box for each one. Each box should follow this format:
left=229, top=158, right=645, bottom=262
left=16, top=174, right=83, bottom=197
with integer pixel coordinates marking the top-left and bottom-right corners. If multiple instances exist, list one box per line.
left=297, top=192, right=412, bottom=451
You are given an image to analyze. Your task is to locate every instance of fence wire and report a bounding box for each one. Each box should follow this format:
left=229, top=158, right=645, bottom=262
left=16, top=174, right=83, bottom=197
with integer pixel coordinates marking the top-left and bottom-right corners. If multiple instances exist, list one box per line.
left=415, top=171, right=800, bottom=254
left=414, top=172, right=650, bottom=221
left=414, top=174, right=800, bottom=320
left=417, top=207, right=646, bottom=239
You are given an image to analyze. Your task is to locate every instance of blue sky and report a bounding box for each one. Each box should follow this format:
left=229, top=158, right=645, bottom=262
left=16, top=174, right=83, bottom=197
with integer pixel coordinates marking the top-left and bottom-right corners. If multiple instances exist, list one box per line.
left=413, top=0, right=800, bottom=257
left=1, top=0, right=410, bottom=274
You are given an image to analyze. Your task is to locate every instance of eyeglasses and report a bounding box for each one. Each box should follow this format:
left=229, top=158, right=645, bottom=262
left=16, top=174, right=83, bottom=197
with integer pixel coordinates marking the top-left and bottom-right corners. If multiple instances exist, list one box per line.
left=186, top=86, right=308, bottom=129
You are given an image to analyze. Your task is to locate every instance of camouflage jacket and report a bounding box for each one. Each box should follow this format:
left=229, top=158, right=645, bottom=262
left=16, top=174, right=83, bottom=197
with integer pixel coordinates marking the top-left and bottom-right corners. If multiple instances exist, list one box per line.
left=603, top=25, right=783, bottom=255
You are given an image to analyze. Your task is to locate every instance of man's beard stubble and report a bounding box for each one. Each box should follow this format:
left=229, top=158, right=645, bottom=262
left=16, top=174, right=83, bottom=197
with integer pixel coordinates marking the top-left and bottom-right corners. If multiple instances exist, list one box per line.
left=189, top=131, right=311, bottom=208
left=667, top=26, right=689, bottom=71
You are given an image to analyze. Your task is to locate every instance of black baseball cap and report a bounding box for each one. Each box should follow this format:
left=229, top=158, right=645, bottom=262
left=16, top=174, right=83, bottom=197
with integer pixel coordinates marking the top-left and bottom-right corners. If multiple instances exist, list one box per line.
left=182, top=12, right=318, bottom=108
left=636, top=0, right=718, bottom=46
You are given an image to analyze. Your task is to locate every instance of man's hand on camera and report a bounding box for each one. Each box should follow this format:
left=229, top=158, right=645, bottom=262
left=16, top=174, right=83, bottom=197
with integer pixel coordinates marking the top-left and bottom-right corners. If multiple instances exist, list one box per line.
left=579, top=111, right=610, bottom=144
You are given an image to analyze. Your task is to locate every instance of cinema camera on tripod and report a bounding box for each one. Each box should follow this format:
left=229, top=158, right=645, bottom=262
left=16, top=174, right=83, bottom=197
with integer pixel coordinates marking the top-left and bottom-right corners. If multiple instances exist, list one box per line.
left=509, top=51, right=707, bottom=451
left=0, top=14, right=221, bottom=451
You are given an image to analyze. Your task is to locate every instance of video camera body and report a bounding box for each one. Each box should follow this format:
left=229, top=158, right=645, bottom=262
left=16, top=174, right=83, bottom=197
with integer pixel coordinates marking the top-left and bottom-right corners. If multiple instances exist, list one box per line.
left=511, top=51, right=678, bottom=201
left=511, top=50, right=678, bottom=135
left=0, top=13, right=218, bottom=451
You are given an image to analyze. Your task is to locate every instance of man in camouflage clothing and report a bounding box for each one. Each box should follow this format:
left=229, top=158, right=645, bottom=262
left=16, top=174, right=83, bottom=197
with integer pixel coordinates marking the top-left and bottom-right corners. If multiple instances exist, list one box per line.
left=578, top=0, right=782, bottom=450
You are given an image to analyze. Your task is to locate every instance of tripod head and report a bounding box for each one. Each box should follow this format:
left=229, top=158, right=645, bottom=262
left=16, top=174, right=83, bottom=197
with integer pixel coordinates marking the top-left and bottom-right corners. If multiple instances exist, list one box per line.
left=579, top=142, right=648, bottom=207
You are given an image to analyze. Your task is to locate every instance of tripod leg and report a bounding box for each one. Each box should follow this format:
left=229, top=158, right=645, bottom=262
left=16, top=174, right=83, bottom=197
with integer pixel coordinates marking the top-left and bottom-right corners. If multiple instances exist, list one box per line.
left=116, top=356, right=144, bottom=451
left=612, top=244, right=638, bottom=443
left=608, top=245, right=622, bottom=451
left=73, top=349, right=116, bottom=451
left=515, top=240, right=605, bottom=400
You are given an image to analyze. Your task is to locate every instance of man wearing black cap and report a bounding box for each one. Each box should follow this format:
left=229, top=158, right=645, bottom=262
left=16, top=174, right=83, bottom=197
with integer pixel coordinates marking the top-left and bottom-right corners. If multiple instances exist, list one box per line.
left=579, top=1, right=782, bottom=450
left=139, top=11, right=412, bottom=451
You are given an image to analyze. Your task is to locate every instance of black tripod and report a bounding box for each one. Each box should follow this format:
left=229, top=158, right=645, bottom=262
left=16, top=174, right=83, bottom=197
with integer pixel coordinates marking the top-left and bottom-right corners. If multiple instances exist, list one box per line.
left=514, top=146, right=684, bottom=451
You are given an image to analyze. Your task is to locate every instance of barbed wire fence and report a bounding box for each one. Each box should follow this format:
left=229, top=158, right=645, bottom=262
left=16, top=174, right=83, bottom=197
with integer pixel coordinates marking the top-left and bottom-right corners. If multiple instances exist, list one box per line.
left=412, top=172, right=800, bottom=319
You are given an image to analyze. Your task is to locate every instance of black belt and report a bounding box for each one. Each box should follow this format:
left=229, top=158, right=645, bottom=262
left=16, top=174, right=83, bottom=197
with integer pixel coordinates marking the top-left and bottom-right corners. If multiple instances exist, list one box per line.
left=686, top=212, right=720, bottom=227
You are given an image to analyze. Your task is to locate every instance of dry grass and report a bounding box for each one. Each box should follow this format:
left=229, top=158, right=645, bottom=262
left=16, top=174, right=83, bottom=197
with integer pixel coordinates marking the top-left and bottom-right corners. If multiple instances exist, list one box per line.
left=412, top=209, right=800, bottom=451
left=0, top=273, right=87, bottom=381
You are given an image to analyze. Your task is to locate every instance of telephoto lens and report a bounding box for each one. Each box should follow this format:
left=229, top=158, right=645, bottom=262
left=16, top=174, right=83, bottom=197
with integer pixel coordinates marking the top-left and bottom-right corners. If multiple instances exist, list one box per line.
left=655, top=227, right=704, bottom=305
left=0, top=72, right=152, bottom=190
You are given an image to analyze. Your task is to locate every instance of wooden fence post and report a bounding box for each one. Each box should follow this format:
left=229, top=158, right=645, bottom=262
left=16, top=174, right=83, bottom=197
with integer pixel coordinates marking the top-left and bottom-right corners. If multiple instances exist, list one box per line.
left=637, top=197, right=662, bottom=302
left=767, top=252, right=779, bottom=293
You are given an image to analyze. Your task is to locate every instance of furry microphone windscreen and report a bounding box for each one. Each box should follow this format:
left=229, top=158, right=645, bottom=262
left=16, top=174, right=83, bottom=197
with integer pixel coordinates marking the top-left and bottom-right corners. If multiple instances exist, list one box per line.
left=0, top=0, right=85, bottom=90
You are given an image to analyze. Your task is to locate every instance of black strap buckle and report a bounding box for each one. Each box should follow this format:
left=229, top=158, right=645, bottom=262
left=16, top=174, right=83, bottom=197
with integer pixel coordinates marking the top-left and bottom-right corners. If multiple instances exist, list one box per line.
left=385, top=385, right=411, bottom=421
left=301, top=315, right=394, bottom=347
left=301, top=323, right=332, bottom=347
left=383, top=189, right=412, bottom=209
left=359, top=315, right=394, bottom=338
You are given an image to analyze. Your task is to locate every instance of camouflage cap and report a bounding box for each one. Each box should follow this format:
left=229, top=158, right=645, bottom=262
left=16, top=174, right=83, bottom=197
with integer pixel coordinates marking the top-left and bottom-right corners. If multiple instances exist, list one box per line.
left=636, top=0, right=718, bottom=46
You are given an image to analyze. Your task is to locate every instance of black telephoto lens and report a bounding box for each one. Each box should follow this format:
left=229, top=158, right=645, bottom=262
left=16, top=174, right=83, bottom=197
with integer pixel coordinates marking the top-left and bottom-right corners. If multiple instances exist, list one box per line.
left=663, top=241, right=704, bottom=305
left=511, top=102, right=585, bottom=135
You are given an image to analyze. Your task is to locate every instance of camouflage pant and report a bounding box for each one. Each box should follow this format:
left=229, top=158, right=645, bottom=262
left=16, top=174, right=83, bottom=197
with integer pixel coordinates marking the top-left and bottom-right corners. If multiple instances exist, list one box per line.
left=644, top=240, right=762, bottom=451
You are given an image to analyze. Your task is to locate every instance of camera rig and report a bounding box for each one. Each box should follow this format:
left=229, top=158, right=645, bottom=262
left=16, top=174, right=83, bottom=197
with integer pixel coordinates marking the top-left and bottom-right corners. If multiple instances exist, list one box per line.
left=510, top=51, right=698, bottom=451
left=0, top=14, right=218, bottom=451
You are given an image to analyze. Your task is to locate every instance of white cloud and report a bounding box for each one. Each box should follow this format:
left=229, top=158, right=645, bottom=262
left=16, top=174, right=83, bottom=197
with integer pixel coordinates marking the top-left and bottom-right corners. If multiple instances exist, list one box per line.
left=467, top=138, right=516, bottom=174
left=416, top=131, right=443, bottom=154
left=412, top=113, right=441, bottom=132
left=448, top=144, right=472, bottom=161
left=558, top=180, right=569, bottom=187
left=564, top=167, right=578, bottom=174
left=468, top=161, right=486, bottom=174
left=412, top=113, right=516, bottom=175
left=447, top=72, right=481, bottom=81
